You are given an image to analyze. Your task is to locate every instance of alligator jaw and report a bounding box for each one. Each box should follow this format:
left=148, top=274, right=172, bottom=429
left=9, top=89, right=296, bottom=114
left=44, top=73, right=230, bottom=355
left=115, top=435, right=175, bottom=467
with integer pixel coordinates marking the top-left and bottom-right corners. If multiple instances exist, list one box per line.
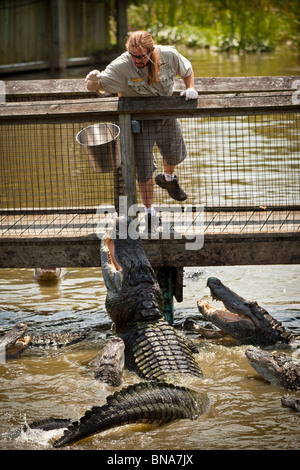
left=100, top=234, right=123, bottom=294
left=197, top=298, right=254, bottom=323
left=206, top=277, right=253, bottom=317
left=100, top=217, right=163, bottom=332
left=6, top=336, right=31, bottom=359
left=197, top=298, right=255, bottom=340
left=0, top=323, right=31, bottom=359
left=202, top=277, right=293, bottom=346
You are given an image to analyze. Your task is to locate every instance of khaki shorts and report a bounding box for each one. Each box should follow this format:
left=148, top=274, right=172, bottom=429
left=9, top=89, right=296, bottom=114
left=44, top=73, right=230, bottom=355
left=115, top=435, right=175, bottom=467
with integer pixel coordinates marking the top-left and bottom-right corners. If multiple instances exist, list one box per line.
left=134, top=118, right=187, bottom=183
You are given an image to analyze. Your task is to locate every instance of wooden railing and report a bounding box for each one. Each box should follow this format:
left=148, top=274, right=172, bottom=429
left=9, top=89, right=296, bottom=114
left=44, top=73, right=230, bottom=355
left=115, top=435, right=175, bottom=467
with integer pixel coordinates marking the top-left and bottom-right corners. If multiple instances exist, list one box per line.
left=0, top=76, right=299, bottom=269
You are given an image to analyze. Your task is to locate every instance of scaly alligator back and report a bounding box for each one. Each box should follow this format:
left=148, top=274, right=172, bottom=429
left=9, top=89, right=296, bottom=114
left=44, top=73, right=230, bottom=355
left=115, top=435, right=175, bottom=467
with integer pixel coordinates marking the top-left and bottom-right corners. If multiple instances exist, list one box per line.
left=53, top=382, right=209, bottom=448
left=30, top=332, right=86, bottom=348
left=121, top=318, right=203, bottom=382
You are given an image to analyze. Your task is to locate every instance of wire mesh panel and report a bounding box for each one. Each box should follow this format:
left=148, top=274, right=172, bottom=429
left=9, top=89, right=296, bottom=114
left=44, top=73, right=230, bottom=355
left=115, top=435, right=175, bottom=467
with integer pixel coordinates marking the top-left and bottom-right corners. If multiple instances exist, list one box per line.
left=146, top=113, right=300, bottom=207
left=0, top=112, right=299, bottom=238
left=0, top=121, right=121, bottom=237
left=137, top=113, right=300, bottom=234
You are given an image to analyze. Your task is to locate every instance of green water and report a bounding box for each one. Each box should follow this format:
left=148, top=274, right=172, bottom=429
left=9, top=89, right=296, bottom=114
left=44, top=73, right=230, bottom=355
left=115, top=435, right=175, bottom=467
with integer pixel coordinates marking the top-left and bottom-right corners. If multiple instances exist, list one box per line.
left=3, top=44, right=299, bottom=80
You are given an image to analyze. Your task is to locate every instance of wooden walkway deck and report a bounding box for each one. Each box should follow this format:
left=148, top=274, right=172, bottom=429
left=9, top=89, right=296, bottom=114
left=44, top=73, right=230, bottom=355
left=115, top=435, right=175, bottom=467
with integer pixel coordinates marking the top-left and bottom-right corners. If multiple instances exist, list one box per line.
left=1, top=206, right=299, bottom=268
left=1, top=76, right=299, bottom=268
left=1, top=206, right=298, bottom=238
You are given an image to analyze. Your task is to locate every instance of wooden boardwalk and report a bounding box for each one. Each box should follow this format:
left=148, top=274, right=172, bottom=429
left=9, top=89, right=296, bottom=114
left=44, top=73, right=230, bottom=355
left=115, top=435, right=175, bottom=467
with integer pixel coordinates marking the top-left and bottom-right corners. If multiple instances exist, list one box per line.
left=0, top=206, right=299, bottom=268
left=1, top=76, right=299, bottom=268
left=1, top=206, right=298, bottom=238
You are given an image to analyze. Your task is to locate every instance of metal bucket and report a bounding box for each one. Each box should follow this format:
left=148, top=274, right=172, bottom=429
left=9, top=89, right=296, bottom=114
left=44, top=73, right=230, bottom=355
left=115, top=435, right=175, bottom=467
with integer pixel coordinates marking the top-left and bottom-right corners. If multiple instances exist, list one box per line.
left=76, top=123, right=121, bottom=173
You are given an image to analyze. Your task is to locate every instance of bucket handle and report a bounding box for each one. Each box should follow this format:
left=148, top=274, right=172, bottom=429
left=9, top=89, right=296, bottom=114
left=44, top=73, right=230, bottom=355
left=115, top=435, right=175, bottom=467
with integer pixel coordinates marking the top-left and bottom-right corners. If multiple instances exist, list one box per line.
left=105, top=122, right=117, bottom=141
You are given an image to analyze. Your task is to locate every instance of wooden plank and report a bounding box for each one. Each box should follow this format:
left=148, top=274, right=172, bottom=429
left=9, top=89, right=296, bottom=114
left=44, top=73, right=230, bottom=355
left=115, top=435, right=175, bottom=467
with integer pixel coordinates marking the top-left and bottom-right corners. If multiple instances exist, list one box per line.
left=0, top=211, right=116, bottom=238
left=1, top=93, right=299, bottom=125
left=5, top=79, right=91, bottom=97
left=142, top=233, right=300, bottom=267
left=239, top=211, right=260, bottom=233
left=176, top=76, right=300, bottom=94
left=1, top=209, right=298, bottom=237
left=0, top=214, right=26, bottom=236
left=5, top=76, right=300, bottom=99
left=0, top=232, right=299, bottom=268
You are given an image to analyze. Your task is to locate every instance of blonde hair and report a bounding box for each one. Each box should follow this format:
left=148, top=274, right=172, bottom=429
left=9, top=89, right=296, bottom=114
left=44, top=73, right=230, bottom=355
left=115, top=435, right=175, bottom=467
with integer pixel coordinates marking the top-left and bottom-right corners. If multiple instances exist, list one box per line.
left=126, top=31, right=160, bottom=85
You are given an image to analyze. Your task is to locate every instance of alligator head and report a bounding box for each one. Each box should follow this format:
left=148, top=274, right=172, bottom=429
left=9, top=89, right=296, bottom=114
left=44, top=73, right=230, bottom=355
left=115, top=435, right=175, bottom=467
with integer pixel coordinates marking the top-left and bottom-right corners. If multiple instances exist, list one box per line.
left=245, top=346, right=300, bottom=390
left=100, top=217, right=163, bottom=333
left=197, top=277, right=292, bottom=346
left=34, top=268, right=63, bottom=283
left=0, top=323, right=31, bottom=359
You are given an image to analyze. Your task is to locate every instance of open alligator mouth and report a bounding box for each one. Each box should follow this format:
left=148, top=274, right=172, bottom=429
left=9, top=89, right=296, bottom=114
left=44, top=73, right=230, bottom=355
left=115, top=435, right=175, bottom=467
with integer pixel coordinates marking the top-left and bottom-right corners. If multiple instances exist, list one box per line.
left=197, top=299, right=254, bottom=326
left=102, top=236, right=122, bottom=272
left=7, top=336, right=31, bottom=357
left=2, top=323, right=32, bottom=359
left=196, top=278, right=257, bottom=341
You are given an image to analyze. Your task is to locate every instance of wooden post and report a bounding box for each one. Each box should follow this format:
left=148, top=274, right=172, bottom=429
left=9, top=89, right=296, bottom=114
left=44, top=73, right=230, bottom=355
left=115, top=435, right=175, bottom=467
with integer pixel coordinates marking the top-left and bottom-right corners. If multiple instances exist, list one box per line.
left=118, top=114, right=137, bottom=209
left=50, top=0, right=66, bottom=70
left=116, top=0, right=128, bottom=49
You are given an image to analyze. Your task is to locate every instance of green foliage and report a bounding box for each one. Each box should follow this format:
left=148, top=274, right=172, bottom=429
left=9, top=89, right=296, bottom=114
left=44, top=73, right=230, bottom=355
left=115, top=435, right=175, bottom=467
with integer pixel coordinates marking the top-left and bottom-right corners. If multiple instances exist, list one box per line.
left=128, top=0, right=300, bottom=52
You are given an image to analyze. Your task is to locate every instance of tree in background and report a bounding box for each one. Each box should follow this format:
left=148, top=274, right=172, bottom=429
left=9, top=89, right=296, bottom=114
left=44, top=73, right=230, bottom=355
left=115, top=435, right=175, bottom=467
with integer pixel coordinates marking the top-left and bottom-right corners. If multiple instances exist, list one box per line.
left=128, top=0, right=300, bottom=52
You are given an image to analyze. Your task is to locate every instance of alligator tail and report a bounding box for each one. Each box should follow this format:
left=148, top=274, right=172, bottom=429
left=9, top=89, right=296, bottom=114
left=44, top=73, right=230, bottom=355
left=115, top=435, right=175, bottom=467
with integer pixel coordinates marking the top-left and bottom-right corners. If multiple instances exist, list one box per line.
left=53, top=382, right=209, bottom=448
left=7, top=417, right=72, bottom=440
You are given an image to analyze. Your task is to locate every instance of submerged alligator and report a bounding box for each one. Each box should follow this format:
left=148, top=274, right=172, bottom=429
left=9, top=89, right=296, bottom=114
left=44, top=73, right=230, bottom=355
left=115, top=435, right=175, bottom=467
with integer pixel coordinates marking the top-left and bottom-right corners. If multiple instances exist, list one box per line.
left=245, top=346, right=300, bottom=413
left=197, top=277, right=293, bottom=346
left=50, top=217, right=209, bottom=448
left=0, top=323, right=85, bottom=359
left=245, top=346, right=300, bottom=391
left=34, top=268, right=64, bottom=283
left=281, top=395, right=300, bottom=412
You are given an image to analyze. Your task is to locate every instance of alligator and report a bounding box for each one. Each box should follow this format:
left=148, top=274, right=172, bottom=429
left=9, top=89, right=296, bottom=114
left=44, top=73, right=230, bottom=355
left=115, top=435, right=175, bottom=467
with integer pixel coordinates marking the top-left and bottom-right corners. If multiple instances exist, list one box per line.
left=197, top=277, right=293, bottom=346
left=6, top=417, right=73, bottom=440
left=281, top=395, right=300, bottom=412
left=0, top=323, right=85, bottom=359
left=0, top=323, right=31, bottom=359
left=34, top=268, right=64, bottom=283
left=51, top=217, right=209, bottom=448
left=94, top=337, right=125, bottom=386
left=245, top=346, right=300, bottom=391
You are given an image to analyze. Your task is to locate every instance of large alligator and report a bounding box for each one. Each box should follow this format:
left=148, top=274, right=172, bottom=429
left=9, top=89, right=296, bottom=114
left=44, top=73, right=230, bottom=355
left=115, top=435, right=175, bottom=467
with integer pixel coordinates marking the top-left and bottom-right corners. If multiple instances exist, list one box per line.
left=52, top=217, right=209, bottom=448
left=0, top=323, right=85, bottom=359
left=197, top=277, right=293, bottom=346
left=245, top=346, right=300, bottom=391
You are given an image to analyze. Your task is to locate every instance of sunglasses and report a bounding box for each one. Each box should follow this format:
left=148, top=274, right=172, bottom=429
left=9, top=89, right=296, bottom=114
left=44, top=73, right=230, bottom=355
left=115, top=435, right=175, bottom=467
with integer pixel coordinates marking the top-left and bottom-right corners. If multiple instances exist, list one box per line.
left=129, top=49, right=151, bottom=59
